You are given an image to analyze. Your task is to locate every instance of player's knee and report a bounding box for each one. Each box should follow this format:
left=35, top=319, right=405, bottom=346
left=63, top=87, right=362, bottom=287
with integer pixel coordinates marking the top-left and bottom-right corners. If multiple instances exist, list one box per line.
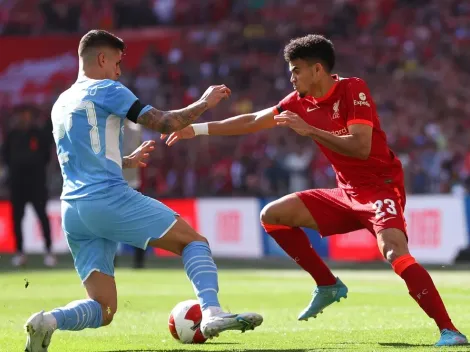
left=378, top=229, right=409, bottom=263
left=101, top=303, right=117, bottom=326
left=384, top=247, right=399, bottom=263
left=191, top=234, right=208, bottom=245
left=102, top=311, right=115, bottom=326
left=149, top=217, right=209, bottom=255
left=177, top=232, right=208, bottom=254
left=260, top=202, right=280, bottom=225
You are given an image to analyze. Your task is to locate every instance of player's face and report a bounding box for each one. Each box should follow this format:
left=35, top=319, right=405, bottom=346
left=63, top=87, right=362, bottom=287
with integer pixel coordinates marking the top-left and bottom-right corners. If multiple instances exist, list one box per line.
left=289, top=59, right=322, bottom=98
left=98, top=48, right=122, bottom=81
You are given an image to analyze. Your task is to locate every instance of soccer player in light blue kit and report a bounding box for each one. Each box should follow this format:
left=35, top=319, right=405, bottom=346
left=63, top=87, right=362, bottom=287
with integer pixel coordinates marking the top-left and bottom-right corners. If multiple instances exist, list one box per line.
left=24, top=30, right=263, bottom=351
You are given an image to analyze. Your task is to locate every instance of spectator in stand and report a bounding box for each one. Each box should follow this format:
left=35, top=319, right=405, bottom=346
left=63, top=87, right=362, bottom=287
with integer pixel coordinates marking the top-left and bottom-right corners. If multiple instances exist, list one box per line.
left=0, top=0, right=469, bottom=198
left=2, top=106, right=56, bottom=267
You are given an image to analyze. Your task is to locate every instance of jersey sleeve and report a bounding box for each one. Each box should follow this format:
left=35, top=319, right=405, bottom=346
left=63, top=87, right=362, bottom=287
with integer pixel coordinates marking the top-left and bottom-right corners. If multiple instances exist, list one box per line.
left=344, top=78, right=374, bottom=127
left=273, top=91, right=297, bottom=114
left=102, top=81, right=152, bottom=122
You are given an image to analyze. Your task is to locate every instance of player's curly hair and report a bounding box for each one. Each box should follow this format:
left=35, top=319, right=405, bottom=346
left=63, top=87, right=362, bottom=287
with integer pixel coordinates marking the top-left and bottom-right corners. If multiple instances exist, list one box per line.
left=78, top=30, right=125, bottom=57
left=283, top=34, right=335, bottom=72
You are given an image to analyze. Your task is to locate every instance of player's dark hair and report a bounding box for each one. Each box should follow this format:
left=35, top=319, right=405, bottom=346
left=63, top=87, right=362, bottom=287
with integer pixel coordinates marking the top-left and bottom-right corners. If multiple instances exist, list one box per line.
left=284, top=34, right=335, bottom=72
left=78, top=30, right=125, bottom=57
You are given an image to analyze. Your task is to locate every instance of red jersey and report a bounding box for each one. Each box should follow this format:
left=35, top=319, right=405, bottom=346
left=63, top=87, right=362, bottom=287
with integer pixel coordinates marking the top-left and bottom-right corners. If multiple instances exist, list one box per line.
left=275, top=75, right=404, bottom=190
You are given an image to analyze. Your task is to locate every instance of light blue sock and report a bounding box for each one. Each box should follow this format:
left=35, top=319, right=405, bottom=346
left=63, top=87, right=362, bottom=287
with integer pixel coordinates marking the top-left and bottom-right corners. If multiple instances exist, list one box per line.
left=51, top=299, right=103, bottom=330
left=182, top=241, right=220, bottom=310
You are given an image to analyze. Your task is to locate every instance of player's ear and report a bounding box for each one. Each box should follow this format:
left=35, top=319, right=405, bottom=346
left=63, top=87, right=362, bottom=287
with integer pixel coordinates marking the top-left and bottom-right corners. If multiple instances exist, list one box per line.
left=97, top=52, right=106, bottom=68
left=309, top=62, right=319, bottom=79
left=314, top=63, right=323, bottom=75
left=312, top=62, right=324, bottom=82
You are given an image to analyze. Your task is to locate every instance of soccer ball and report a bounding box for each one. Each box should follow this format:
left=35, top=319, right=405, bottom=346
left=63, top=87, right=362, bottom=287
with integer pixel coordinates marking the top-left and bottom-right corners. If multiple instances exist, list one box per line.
left=168, top=299, right=207, bottom=344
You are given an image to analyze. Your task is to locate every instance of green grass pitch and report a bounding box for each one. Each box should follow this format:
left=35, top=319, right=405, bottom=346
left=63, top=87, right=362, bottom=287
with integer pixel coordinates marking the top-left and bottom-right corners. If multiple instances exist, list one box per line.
left=1, top=268, right=469, bottom=351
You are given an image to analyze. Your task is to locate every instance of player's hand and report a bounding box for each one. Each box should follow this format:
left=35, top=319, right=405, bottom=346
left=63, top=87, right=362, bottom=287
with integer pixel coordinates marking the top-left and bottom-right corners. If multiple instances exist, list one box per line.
left=160, top=126, right=196, bottom=146
left=274, top=110, right=312, bottom=136
left=124, top=140, right=155, bottom=168
left=199, top=85, right=231, bottom=109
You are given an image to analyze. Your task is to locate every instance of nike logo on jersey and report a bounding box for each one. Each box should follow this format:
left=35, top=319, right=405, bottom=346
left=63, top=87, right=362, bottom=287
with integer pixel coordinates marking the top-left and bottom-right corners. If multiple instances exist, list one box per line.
left=307, top=106, right=319, bottom=112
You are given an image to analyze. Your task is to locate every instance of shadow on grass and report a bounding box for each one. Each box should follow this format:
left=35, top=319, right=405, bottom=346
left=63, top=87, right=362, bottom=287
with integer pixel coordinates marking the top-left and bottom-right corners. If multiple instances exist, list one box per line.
left=103, top=349, right=365, bottom=352
left=105, top=350, right=356, bottom=352
left=83, top=341, right=452, bottom=351
left=379, top=342, right=432, bottom=348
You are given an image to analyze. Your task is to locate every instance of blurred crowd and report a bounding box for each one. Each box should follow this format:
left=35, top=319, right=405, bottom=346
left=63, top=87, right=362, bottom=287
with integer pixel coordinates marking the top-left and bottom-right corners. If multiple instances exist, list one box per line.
left=1, top=0, right=470, bottom=199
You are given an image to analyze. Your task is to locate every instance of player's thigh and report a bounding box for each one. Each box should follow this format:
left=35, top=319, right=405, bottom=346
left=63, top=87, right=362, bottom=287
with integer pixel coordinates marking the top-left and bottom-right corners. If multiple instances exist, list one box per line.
left=352, top=186, right=409, bottom=261
left=264, top=189, right=363, bottom=237
left=260, top=193, right=319, bottom=229
left=76, top=187, right=179, bottom=250
left=148, top=216, right=207, bottom=255
left=84, top=271, right=117, bottom=326
left=62, top=200, right=118, bottom=282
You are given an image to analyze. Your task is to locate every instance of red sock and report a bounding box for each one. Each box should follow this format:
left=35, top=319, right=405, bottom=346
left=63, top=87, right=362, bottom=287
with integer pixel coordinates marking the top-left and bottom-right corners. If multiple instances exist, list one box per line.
left=392, top=254, right=458, bottom=332
left=262, top=223, right=336, bottom=286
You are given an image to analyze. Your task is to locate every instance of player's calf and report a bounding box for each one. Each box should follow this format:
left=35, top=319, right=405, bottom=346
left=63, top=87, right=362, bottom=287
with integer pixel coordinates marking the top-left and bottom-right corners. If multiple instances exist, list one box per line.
left=378, top=228, right=465, bottom=341
left=25, top=270, right=116, bottom=346
left=150, top=218, right=222, bottom=313
left=149, top=217, right=263, bottom=338
left=261, top=193, right=344, bottom=321
left=25, top=299, right=104, bottom=352
left=83, top=271, right=118, bottom=326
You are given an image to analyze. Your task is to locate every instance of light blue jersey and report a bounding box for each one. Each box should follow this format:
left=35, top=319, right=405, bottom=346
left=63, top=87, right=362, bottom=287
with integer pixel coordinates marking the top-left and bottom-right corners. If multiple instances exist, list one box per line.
left=52, top=78, right=177, bottom=281
left=51, top=78, right=151, bottom=200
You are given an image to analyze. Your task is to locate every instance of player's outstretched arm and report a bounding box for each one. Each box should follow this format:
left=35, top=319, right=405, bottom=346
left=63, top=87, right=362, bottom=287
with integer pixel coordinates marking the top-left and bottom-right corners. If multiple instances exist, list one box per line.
left=163, top=107, right=276, bottom=146
left=136, top=85, right=230, bottom=134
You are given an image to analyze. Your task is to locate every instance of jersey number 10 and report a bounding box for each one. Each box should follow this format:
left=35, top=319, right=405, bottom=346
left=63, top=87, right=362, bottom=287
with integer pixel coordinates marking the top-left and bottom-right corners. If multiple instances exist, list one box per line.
left=53, top=100, right=101, bottom=155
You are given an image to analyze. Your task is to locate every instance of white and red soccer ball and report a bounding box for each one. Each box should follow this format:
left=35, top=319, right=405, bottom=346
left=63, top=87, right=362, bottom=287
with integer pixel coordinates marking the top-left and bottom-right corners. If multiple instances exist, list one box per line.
left=168, top=300, right=207, bottom=344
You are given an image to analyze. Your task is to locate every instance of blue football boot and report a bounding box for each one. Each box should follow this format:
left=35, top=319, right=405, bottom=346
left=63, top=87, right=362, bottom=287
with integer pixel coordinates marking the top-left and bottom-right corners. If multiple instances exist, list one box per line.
left=298, top=277, right=348, bottom=321
left=435, top=329, right=468, bottom=347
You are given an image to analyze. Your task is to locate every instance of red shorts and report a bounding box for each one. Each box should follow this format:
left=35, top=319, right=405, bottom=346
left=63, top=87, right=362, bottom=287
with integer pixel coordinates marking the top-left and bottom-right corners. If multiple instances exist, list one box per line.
left=296, top=186, right=407, bottom=237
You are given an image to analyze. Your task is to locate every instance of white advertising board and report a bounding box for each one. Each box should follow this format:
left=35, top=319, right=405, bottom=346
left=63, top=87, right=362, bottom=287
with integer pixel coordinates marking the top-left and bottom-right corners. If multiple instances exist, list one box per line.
left=196, top=198, right=262, bottom=258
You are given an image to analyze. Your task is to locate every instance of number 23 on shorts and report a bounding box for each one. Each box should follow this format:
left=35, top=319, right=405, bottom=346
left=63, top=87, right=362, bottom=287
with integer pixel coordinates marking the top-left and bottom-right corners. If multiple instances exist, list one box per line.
left=373, top=199, right=398, bottom=220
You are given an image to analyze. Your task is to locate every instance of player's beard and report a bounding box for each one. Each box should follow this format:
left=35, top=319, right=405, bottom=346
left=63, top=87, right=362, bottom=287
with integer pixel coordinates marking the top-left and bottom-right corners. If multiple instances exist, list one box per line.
left=295, top=86, right=308, bottom=98
left=294, top=84, right=308, bottom=98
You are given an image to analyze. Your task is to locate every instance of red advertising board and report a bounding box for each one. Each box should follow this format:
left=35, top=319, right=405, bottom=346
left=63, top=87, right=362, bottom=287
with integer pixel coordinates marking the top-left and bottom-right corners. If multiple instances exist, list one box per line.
left=0, top=201, right=15, bottom=253
left=153, top=199, right=198, bottom=257
left=329, top=228, right=383, bottom=262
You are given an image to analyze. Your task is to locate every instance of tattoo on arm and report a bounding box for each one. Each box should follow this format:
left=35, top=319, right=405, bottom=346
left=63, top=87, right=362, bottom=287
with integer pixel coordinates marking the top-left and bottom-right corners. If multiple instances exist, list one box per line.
left=136, top=100, right=208, bottom=134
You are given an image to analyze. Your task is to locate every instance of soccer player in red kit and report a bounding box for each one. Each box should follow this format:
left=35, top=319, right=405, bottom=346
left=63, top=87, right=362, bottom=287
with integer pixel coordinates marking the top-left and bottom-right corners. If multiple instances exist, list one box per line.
left=162, top=34, right=467, bottom=346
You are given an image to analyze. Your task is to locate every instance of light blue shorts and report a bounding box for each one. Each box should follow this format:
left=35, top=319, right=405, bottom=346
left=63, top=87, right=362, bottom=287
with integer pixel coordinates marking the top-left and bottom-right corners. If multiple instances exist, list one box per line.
left=62, top=186, right=178, bottom=282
